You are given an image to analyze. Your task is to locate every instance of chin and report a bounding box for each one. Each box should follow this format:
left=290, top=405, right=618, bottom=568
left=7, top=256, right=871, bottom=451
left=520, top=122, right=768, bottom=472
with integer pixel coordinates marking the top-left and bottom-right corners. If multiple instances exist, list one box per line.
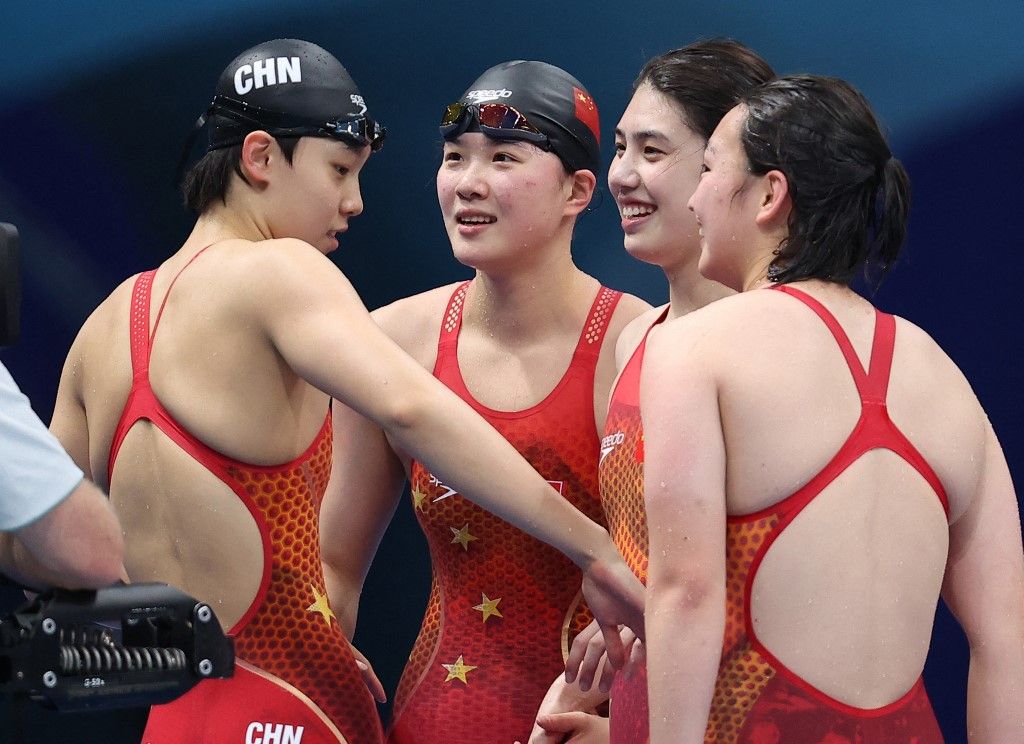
left=449, top=243, right=488, bottom=270
left=697, top=255, right=739, bottom=290
left=623, top=236, right=678, bottom=268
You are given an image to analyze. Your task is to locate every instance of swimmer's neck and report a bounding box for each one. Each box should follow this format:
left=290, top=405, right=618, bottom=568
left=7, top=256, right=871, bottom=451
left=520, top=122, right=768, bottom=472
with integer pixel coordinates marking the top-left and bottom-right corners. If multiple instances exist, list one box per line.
left=463, top=254, right=597, bottom=343
left=184, top=204, right=274, bottom=251
left=663, top=254, right=733, bottom=320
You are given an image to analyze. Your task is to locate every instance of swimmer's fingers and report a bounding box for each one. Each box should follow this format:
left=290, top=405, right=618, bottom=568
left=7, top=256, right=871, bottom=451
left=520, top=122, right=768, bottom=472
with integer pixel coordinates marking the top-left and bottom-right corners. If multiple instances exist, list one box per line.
left=350, top=642, right=386, bottom=703
left=564, top=620, right=601, bottom=686
left=597, top=620, right=627, bottom=672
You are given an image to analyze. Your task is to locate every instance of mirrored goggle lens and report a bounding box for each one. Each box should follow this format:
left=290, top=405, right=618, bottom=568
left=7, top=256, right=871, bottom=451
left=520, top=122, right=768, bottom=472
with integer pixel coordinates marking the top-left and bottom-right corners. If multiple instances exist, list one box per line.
left=476, top=103, right=542, bottom=135
left=325, top=117, right=386, bottom=151
left=440, top=102, right=467, bottom=129
left=439, top=103, right=547, bottom=146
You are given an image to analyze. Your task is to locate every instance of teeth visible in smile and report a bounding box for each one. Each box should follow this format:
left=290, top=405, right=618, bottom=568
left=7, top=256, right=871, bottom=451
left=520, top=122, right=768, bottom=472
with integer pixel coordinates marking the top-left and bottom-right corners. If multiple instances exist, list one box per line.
left=459, top=215, right=496, bottom=224
left=621, top=205, right=655, bottom=218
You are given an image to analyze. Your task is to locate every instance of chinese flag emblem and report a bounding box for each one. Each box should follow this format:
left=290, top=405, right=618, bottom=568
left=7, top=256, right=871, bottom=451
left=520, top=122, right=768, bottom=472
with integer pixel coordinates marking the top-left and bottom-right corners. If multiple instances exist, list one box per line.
left=573, top=86, right=600, bottom=144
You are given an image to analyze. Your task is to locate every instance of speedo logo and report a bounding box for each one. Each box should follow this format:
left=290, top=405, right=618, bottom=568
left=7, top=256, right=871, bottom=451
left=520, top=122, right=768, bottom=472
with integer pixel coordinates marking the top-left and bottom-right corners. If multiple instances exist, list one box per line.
left=600, top=431, right=625, bottom=464
left=245, top=721, right=304, bottom=744
left=465, top=88, right=513, bottom=103
left=234, top=56, right=301, bottom=95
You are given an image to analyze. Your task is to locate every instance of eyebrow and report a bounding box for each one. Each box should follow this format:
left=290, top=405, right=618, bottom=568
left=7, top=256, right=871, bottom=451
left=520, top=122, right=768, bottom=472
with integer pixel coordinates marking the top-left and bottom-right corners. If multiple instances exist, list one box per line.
left=445, top=135, right=533, bottom=151
left=614, top=127, right=671, bottom=142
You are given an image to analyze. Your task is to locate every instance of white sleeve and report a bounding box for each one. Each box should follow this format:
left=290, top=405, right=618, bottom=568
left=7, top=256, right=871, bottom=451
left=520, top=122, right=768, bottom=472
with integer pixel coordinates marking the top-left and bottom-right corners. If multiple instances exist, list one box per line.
left=0, top=361, right=84, bottom=530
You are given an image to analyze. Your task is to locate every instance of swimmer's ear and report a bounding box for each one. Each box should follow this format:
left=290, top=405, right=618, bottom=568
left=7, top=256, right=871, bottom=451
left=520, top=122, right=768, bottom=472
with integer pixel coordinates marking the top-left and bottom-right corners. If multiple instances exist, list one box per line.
left=754, top=169, right=791, bottom=229
left=239, top=130, right=279, bottom=187
left=565, top=168, right=597, bottom=216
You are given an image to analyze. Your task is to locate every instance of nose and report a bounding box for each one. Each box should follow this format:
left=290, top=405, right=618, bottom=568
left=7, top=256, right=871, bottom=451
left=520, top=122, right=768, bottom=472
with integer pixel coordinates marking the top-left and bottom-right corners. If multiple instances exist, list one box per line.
left=341, top=181, right=363, bottom=218
left=607, top=149, right=640, bottom=195
left=455, top=161, right=490, bottom=201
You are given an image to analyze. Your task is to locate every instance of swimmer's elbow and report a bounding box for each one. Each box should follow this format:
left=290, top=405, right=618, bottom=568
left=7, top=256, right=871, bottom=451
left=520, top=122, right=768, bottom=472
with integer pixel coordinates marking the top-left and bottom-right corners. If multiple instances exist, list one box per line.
left=374, top=385, right=434, bottom=435
left=649, top=564, right=723, bottom=616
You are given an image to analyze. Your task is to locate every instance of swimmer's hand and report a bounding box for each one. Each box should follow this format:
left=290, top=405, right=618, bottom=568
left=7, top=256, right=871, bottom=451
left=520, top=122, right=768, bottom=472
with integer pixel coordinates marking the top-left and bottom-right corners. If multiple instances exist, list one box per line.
left=578, top=552, right=645, bottom=670
left=350, top=641, right=386, bottom=703
left=518, top=665, right=611, bottom=743
left=519, top=710, right=609, bottom=743
left=563, top=620, right=641, bottom=693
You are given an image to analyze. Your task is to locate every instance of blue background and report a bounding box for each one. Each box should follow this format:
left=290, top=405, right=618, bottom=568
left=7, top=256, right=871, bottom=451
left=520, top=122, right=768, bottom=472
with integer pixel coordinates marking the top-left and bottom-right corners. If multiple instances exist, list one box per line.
left=2, top=1, right=1022, bottom=740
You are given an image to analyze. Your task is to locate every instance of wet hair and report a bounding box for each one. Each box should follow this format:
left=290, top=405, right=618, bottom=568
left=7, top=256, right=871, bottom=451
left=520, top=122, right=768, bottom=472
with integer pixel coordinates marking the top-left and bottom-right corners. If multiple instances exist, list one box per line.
left=738, top=75, right=911, bottom=286
left=181, top=136, right=300, bottom=214
left=634, top=39, right=775, bottom=141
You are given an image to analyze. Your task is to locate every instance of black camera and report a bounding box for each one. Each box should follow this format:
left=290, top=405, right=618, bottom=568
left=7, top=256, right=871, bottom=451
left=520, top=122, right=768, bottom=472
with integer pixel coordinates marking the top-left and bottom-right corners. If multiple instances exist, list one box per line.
left=0, top=223, right=20, bottom=347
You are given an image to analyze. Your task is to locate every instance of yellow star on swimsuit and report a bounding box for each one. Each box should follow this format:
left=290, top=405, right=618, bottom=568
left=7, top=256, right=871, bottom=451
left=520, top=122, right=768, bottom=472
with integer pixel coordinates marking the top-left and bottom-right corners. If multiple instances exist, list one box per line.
left=450, top=523, right=478, bottom=551
left=412, top=488, right=428, bottom=511
left=441, top=655, right=478, bottom=684
left=473, top=594, right=503, bottom=623
left=306, top=585, right=336, bottom=627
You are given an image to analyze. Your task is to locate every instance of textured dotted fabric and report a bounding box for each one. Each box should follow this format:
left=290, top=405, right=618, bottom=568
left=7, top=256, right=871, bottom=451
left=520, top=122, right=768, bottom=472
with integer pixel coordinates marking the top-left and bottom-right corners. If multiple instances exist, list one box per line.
left=228, top=422, right=383, bottom=743
left=388, top=283, right=621, bottom=743
left=115, top=270, right=383, bottom=744
left=704, top=520, right=777, bottom=743
left=599, top=316, right=662, bottom=744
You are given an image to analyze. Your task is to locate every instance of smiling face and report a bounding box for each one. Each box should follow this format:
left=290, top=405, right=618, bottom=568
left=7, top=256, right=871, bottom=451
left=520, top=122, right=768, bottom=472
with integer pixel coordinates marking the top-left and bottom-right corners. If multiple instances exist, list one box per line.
left=436, top=132, right=577, bottom=272
left=688, top=105, right=763, bottom=289
left=607, top=84, right=707, bottom=270
left=263, top=136, right=371, bottom=254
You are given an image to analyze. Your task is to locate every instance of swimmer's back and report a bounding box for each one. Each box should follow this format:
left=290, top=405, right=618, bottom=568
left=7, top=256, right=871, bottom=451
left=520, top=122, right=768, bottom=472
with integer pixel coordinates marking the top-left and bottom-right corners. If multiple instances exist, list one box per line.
left=58, top=238, right=339, bottom=626
left=665, top=281, right=984, bottom=709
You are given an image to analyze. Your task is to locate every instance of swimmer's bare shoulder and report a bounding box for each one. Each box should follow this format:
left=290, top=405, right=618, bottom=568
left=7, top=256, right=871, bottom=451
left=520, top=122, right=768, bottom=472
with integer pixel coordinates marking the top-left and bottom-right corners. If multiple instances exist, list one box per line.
left=72, top=275, right=140, bottom=356
left=371, top=282, right=466, bottom=370
left=607, top=292, right=652, bottom=341
left=614, top=302, right=668, bottom=370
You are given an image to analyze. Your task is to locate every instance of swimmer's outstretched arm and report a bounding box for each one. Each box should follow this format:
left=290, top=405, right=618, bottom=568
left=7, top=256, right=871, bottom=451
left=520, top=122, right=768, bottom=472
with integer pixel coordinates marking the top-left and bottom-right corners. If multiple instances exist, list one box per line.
left=265, top=239, right=643, bottom=658
left=942, top=420, right=1024, bottom=743
left=640, top=319, right=726, bottom=744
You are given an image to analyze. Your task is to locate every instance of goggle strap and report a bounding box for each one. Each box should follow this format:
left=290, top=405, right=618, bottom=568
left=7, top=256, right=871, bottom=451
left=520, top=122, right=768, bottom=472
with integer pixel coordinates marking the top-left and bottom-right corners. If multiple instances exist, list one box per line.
left=174, top=111, right=210, bottom=188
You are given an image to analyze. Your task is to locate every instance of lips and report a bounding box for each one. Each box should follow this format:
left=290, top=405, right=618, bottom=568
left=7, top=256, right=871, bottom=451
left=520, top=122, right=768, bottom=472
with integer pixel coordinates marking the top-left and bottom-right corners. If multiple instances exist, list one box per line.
left=617, top=200, right=656, bottom=235
left=455, top=210, right=497, bottom=226
left=619, top=203, right=656, bottom=219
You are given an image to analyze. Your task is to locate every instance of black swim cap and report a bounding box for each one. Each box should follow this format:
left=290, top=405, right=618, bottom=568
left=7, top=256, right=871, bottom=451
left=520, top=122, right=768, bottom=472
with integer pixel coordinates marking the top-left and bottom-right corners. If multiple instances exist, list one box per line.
left=442, top=61, right=601, bottom=174
left=202, top=38, right=384, bottom=152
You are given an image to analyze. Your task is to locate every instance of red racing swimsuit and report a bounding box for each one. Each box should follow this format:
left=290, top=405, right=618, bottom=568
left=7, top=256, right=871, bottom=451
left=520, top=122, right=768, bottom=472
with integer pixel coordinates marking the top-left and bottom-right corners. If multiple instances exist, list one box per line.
left=109, top=260, right=383, bottom=744
left=387, top=281, right=621, bottom=743
left=604, top=287, right=948, bottom=743
left=599, top=309, right=666, bottom=744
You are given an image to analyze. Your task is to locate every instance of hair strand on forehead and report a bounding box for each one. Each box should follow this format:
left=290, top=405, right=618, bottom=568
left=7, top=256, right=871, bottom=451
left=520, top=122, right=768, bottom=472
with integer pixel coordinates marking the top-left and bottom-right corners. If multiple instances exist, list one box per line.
left=634, top=38, right=775, bottom=141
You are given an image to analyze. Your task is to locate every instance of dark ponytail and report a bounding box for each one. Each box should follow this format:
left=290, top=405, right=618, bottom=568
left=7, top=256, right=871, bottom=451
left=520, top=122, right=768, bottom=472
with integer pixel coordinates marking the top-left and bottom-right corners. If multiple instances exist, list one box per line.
left=740, top=75, right=911, bottom=287
left=874, top=156, right=911, bottom=275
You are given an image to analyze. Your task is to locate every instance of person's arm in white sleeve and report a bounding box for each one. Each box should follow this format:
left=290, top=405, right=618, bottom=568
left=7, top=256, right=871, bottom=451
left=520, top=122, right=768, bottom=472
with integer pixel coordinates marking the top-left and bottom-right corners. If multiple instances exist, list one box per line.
left=0, top=361, right=124, bottom=588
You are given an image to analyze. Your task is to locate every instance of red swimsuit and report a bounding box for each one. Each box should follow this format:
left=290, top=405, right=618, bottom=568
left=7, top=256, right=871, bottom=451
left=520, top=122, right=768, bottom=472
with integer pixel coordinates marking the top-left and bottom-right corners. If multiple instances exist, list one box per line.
left=387, top=281, right=621, bottom=743
left=109, top=258, right=383, bottom=744
left=600, top=309, right=666, bottom=744
left=604, top=288, right=947, bottom=743
left=707, top=285, right=946, bottom=743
